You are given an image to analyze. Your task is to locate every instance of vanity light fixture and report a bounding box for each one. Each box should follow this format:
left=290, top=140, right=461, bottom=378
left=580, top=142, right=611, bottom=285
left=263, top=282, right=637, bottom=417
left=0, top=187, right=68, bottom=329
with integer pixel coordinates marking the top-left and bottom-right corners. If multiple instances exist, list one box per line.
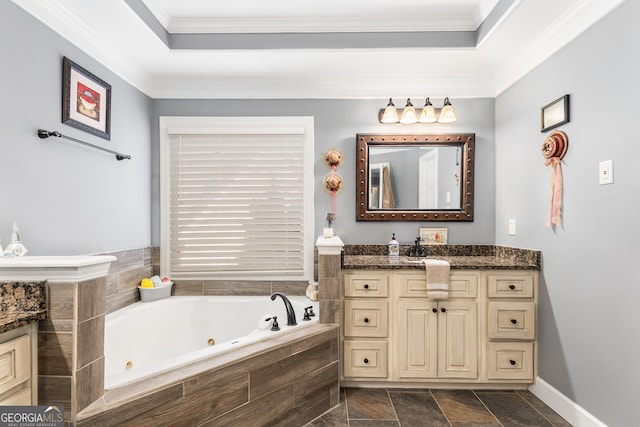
left=378, top=97, right=457, bottom=124
left=380, top=98, right=399, bottom=123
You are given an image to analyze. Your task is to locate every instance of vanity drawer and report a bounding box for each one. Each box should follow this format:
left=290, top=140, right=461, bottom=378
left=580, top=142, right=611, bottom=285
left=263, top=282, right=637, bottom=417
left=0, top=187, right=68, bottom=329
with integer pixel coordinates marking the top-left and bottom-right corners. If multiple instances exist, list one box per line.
left=489, top=302, right=535, bottom=340
left=488, top=274, right=534, bottom=298
left=396, top=272, right=478, bottom=299
left=344, top=273, right=389, bottom=297
left=0, top=335, right=30, bottom=395
left=487, top=342, right=534, bottom=380
left=344, top=300, right=388, bottom=338
left=343, top=340, right=388, bottom=378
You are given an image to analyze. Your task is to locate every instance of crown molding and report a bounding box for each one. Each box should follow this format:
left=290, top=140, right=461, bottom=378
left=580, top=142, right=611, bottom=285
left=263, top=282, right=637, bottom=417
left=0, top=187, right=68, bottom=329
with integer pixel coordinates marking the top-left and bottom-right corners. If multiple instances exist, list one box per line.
left=138, top=0, right=171, bottom=29
left=12, top=0, right=153, bottom=95
left=494, top=0, right=626, bottom=95
left=149, top=76, right=496, bottom=100
left=168, top=16, right=477, bottom=34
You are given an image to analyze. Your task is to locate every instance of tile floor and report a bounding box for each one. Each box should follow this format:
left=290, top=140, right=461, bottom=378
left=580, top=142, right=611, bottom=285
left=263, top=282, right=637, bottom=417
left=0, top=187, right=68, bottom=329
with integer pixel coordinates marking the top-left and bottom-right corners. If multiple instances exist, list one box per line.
left=306, top=388, right=572, bottom=426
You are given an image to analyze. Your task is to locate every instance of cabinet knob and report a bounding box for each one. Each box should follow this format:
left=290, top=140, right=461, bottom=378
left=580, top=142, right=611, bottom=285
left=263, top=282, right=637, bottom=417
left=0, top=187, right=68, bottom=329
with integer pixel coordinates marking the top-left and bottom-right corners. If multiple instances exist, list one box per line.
left=509, top=284, right=516, bottom=290
left=441, top=307, right=446, bottom=313
left=364, top=317, right=369, bottom=323
left=510, top=359, right=516, bottom=366
left=364, top=283, right=370, bottom=289
left=432, top=308, right=438, bottom=313
left=510, top=319, right=517, bottom=324
left=364, top=358, right=369, bottom=364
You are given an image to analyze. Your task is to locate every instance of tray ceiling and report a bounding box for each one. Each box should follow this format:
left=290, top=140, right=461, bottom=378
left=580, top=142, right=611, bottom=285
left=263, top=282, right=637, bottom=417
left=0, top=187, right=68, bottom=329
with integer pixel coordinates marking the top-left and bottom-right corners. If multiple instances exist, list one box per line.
left=11, top=0, right=626, bottom=99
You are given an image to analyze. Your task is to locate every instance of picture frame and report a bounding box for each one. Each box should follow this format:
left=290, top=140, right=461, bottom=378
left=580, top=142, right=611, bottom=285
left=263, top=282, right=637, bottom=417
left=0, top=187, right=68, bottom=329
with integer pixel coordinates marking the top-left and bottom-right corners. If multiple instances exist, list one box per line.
left=541, top=94, right=569, bottom=133
left=62, top=57, right=111, bottom=140
left=419, top=227, right=448, bottom=245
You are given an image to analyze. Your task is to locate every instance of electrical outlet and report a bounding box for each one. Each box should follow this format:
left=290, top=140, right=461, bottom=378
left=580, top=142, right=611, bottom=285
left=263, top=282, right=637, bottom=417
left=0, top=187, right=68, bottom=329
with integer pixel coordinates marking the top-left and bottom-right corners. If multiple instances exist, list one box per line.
left=508, top=219, right=516, bottom=236
left=599, top=160, right=613, bottom=185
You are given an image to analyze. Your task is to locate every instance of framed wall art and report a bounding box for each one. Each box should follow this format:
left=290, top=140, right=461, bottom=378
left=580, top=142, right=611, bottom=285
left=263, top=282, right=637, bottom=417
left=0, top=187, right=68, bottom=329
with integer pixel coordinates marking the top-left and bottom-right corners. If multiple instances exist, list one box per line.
left=541, top=94, right=569, bottom=133
left=419, top=227, right=448, bottom=245
left=62, top=57, right=111, bottom=140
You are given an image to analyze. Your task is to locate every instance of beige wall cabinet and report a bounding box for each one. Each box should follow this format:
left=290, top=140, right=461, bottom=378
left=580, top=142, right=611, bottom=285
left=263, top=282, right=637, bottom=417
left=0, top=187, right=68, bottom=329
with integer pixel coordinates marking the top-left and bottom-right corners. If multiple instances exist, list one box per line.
left=342, top=269, right=537, bottom=387
left=0, top=323, right=37, bottom=405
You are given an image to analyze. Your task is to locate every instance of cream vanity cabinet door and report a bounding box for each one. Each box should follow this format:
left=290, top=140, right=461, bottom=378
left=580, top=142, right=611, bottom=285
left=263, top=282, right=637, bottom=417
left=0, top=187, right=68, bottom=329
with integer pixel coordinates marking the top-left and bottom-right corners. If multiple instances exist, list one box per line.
left=395, top=272, right=479, bottom=380
left=396, top=300, right=438, bottom=378
left=437, top=300, right=478, bottom=378
left=0, top=324, right=36, bottom=405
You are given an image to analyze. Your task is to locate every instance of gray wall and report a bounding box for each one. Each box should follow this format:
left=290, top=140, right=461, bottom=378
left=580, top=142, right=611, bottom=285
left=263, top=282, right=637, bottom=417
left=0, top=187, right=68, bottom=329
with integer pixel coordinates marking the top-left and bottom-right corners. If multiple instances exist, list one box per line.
left=0, top=2, right=152, bottom=255
left=151, top=98, right=495, bottom=247
left=495, top=1, right=639, bottom=425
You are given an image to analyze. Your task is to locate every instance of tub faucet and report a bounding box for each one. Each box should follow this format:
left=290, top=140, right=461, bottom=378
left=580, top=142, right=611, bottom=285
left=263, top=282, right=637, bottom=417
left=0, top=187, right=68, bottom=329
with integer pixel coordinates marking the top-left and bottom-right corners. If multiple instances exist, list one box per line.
left=270, top=292, right=297, bottom=326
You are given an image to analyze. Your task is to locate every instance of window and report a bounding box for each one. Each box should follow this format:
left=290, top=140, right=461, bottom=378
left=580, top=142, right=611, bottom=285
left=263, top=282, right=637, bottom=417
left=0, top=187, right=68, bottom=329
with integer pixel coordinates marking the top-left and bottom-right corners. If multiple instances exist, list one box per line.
left=160, top=117, right=314, bottom=280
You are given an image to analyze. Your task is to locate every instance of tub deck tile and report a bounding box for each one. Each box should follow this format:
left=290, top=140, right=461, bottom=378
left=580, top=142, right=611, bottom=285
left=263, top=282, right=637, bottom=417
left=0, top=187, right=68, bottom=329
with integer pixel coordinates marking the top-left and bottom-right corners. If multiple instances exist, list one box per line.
left=121, top=372, right=249, bottom=427
left=76, top=383, right=184, bottom=426
left=290, top=327, right=339, bottom=355
left=294, top=361, right=339, bottom=405
left=276, top=388, right=333, bottom=427
left=203, top=384, right=295, bottom=427
left=250, top=339, right=332, bottom=399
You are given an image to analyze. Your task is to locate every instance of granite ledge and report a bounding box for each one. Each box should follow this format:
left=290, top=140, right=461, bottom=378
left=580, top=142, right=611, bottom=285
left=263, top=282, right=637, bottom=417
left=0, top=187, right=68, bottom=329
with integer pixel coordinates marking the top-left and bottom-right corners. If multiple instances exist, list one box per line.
left=342, top=245, right=541, bottom=271
left=0, top=310, right=47, bottom=333
left=0, top=280, right=48, bottom=333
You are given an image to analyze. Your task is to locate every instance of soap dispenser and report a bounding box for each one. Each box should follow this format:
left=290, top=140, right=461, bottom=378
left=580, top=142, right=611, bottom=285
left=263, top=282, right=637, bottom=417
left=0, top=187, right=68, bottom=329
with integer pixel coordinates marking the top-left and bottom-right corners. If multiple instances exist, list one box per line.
left=388, top=233, right=400, bottom=258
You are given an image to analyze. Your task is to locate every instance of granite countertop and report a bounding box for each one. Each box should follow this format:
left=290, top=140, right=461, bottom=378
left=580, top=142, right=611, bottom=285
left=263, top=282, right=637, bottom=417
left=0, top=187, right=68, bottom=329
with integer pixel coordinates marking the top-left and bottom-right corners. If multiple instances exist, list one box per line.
left=342, top=245, right=541, bottom=271
left=0, top=281, right=47, bottom=333
left=0, top=310, right=47, bottom=334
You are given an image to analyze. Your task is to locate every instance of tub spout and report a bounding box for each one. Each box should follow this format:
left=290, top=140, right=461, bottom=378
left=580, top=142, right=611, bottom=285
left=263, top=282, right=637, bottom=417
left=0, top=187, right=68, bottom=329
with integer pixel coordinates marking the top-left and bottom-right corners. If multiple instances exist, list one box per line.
left=270, top=292, right=297, bottom=326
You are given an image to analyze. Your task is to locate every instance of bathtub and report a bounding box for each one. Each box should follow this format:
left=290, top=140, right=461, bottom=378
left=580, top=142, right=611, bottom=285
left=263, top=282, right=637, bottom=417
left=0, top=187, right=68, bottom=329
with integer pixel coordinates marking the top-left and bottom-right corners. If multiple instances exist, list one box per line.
left=104, top=295, right=319, bottom=389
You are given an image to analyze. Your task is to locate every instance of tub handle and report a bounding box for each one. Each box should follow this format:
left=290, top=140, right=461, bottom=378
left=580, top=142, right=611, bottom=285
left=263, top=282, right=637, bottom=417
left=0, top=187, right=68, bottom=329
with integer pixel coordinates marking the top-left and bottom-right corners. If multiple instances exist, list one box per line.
left=303, top=306, right=316, bottom=321
left=266, top=316, right=280, bottom=331
left=305, top=305, right=316, bottom=317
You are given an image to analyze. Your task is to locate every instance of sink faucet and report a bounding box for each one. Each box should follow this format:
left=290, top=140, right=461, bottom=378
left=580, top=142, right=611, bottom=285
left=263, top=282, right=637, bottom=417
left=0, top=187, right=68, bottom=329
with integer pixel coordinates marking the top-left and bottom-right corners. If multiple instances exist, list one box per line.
left=409, top=236, right=426, bottom=257
left=270, top=292, right=297, bottom=326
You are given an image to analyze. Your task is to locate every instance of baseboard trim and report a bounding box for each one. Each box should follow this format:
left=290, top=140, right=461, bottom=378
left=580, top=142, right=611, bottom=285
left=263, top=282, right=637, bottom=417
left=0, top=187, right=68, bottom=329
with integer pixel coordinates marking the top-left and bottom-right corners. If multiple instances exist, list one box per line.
left=529, top=377, right=607, bottom=427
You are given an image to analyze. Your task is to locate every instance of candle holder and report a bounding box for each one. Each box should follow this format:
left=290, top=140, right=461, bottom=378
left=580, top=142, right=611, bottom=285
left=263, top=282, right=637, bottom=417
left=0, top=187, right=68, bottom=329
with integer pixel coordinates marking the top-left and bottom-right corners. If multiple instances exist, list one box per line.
left=324, top=212, right=336, bottom=237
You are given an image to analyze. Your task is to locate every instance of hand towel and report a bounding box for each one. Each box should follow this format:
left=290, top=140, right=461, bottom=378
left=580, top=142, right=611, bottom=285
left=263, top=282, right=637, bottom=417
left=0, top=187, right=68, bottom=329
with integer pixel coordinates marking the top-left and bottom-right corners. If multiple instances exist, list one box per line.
left=424, top=259, right=450, bottom=300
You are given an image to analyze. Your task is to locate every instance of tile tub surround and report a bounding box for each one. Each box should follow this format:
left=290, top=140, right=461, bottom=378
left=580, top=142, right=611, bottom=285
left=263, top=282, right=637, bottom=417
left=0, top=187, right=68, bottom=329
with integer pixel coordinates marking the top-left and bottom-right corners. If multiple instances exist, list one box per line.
left=104, top=247, right=309, bottom=314
left=0, top=281, right=47, bottom=333
left=76, top=324, right=340, bottom=427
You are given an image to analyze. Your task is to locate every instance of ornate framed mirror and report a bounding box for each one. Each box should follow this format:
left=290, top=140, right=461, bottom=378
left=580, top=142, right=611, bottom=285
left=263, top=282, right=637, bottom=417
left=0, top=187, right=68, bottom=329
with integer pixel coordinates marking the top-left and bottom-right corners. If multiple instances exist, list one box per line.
left=356, top=133, right=475, bottom=221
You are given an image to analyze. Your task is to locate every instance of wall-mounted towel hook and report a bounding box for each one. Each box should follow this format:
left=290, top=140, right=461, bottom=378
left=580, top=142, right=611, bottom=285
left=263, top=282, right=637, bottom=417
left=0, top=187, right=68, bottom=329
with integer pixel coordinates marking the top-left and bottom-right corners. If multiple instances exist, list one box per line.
left=37, top=129, right=131, bottom=161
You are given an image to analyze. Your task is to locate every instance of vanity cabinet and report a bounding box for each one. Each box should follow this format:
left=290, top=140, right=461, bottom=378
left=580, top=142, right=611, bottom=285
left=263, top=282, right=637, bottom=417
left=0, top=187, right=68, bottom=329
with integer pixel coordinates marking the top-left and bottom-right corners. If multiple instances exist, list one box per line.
left=342, top=272, right=390, bottom=379
left=0, top=323, right=37, bottom=405
left=395, top=272, right=478, bottom=380
left=486, top=273, right=536, bottom=380
left=342, top=269, right=537, bottom=387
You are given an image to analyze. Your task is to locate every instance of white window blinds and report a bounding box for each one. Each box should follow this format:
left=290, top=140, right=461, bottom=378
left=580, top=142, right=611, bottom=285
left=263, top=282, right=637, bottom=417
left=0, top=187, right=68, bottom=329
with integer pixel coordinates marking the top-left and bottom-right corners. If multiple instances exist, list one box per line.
left=160, top=117, right=314, bottom=280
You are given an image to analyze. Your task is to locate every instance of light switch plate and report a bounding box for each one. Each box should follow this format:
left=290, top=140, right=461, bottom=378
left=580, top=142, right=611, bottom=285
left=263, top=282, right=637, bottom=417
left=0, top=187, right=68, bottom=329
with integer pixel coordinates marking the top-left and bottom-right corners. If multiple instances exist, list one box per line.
left=599, top=160, right=613, bottom=185
left=508, top=219, right=516, bottom=236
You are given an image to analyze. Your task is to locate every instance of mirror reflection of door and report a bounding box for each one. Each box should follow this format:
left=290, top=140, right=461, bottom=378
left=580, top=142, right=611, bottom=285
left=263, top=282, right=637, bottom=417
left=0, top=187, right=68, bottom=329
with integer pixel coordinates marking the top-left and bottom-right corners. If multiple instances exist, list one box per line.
left=418, top=150, right=438, bottom=209
left=368, top=162, right=389, bottom=209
